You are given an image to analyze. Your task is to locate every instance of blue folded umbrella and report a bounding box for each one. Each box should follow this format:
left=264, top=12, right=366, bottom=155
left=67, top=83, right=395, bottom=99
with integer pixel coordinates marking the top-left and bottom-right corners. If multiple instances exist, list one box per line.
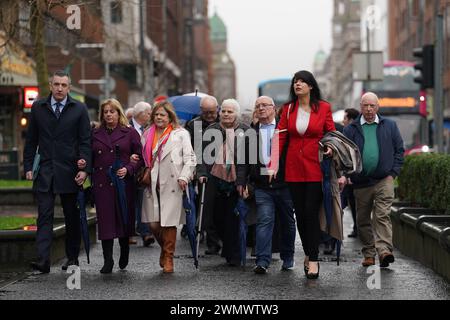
left=234, top=198, right=249, bottom=267
left=108, top=145, right=128, bottom=227
left=183, top=184, right=198, bottom=268
left=321, top=157, right=341, bottom=265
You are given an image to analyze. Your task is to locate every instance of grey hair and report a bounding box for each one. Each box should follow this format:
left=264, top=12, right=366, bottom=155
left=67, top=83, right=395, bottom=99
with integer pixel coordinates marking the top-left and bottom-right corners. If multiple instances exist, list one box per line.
left=124, top=107, right=134, bottom=117
left=255, top=96, right=275, bottom=107
left=221, top=98, right=240, bottom=115
left=133, top=101, right=152, bottom=117
left=200, top=95, right=219, bottom=108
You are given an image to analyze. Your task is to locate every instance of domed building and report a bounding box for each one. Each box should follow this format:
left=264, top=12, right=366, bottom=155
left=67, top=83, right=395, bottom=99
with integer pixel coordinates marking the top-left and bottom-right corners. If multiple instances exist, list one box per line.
left=209, top=11, right=236, bottom=104
left=312, top=48, right=331, bottom=102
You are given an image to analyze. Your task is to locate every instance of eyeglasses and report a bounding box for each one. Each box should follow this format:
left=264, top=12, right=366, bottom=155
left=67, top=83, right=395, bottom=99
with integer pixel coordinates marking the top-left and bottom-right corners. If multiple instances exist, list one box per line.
left=202, top=110, right=218, bottom=115
left=255, top=103, right=273, bottom=109
left=361, top=103, right=378, bottom=109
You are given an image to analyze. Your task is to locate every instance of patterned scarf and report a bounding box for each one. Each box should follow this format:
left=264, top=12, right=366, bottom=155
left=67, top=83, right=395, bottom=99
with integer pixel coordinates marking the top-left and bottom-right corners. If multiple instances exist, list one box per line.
left=210, top=126, right=237, bottom=182
left=142, top=124, right=173, bottom=168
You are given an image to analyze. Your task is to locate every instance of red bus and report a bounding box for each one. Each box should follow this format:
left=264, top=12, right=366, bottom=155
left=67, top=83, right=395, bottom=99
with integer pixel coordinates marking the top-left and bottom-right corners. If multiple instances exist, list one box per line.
left=363, top=61, right=430, bottom=155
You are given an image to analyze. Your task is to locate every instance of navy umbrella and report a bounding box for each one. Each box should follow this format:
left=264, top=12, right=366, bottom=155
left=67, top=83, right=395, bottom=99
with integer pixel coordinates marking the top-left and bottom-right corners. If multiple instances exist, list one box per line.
left=108, top=145, right=129, bottom=226
left=77, top=186, right=90, bottom=264
left=234, top=197, right=249, bottom=267
left=321, top=157, right=342, bottom=265
left=167, top=95, right=201, bottom=124
left=183, top=184, right=198, bottom=268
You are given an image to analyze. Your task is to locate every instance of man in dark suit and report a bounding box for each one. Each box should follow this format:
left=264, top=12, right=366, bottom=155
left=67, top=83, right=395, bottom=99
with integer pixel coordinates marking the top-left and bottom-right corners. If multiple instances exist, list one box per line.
left=186, top=95, right=221, bottom=255
left=250, top=96, right=296, bottom=274
left=24, top=70, right=92, bottom=273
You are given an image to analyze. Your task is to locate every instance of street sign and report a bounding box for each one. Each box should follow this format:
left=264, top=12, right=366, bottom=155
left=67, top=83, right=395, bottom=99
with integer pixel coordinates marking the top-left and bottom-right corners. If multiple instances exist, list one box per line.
left=352, top=51, right=384, bottom=81
left=100, top=77, right=116, bottom=92
left=78, top=77, right=115, bottom=93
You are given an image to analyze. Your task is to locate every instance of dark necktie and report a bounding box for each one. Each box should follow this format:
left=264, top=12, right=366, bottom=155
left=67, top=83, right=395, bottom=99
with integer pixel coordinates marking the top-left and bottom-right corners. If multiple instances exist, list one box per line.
left=140, top=126, right=145, bottom=134
left=55, top=102, right=61, bottom=119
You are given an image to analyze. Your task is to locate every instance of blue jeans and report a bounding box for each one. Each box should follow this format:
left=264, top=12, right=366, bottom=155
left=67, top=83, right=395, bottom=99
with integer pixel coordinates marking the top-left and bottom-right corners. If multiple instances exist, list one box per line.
left=136, top=188, right=151, bottom=237
left=254, top=187, right=296, bottom=268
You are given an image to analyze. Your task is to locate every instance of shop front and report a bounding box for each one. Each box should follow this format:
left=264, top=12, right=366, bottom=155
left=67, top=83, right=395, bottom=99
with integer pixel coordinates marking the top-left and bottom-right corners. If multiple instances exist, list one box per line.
left=0, top=35, right=38, bottom=178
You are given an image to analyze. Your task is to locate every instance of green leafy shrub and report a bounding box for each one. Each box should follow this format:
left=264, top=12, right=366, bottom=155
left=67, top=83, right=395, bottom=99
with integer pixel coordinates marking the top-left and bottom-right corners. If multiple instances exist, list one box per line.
left=398, top=154, right=450, bottom=211
left=0, top=216, right=36, bottom=230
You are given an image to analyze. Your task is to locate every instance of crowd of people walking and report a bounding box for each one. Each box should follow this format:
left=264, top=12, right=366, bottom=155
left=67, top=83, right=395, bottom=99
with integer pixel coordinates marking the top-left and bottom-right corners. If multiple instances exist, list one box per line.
left=24, top=69, right=404, bottom=279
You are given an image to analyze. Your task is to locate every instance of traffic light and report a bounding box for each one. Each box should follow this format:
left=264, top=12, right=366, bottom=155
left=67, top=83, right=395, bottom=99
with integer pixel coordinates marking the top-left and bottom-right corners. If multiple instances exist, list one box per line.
left=413, top=45, right=434, bottom=89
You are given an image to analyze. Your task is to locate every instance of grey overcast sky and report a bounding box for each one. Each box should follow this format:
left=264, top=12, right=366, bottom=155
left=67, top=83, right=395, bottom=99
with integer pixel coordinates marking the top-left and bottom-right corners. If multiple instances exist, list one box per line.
left=208, top=0, right=333, bottom=111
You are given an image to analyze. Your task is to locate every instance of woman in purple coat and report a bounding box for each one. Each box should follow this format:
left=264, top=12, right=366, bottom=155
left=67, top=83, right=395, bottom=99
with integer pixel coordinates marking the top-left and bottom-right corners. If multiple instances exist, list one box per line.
left=89, top=99, right=143, bottom=273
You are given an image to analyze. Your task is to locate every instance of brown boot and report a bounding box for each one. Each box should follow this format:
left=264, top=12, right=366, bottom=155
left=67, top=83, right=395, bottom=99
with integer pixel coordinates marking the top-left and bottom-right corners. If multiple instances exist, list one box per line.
left=162, top=227, right=177, bottom=273
left=150, top=224, right=165, bottom=268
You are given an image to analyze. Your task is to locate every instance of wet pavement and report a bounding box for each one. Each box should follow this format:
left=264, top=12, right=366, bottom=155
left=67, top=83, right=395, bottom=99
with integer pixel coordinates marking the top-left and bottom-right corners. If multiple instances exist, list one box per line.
left=0, top=208, right=449, bottom=300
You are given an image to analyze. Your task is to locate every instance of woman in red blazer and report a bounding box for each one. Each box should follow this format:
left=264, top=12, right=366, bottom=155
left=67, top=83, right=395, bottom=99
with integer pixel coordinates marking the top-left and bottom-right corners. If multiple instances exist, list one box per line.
left=270, top=70, right=335, bottom=279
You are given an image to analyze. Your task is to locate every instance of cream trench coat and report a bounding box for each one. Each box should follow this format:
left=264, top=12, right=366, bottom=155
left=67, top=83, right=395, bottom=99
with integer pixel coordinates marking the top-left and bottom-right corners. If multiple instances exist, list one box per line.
left=141, top=128, right=196, bottom=226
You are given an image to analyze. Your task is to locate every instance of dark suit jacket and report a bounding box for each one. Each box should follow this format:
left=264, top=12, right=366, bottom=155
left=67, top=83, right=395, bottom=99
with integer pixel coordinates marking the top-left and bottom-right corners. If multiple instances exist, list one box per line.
left=23, top=94, right=92, bottom=194
left=249, top=120, right=288, bottom=189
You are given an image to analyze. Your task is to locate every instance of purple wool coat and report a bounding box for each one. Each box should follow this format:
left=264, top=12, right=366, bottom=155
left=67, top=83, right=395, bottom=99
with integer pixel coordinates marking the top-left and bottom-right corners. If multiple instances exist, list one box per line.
left=92, top=125, right=143, bottom=240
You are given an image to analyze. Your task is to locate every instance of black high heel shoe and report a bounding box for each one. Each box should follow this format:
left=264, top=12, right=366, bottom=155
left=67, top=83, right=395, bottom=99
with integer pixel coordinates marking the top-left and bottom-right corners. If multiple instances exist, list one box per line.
left=306, top=262, right=319, bottom=279
left=303, top=257, right=309, bottom=275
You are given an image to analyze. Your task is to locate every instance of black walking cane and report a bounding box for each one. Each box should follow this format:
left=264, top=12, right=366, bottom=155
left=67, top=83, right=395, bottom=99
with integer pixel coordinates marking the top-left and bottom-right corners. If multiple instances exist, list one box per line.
left=195, top=181, right=207, bottom=268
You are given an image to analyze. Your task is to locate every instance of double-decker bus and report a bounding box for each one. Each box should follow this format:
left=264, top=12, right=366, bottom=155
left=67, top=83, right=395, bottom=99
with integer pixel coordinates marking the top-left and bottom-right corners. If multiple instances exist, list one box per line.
left=363, top=61, right=430, bottom=155
left=258, top=78, right=291, bottom=107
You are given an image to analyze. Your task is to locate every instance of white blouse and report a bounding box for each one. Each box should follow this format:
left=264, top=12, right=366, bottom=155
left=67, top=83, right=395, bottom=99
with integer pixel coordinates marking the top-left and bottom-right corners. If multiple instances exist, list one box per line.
left=296, top=107, right=310, bottom=135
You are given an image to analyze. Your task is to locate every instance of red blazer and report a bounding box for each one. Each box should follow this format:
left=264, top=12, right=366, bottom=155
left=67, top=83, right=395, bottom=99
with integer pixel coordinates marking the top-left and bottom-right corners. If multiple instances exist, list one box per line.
left=271, top=100, right=335, bottom=183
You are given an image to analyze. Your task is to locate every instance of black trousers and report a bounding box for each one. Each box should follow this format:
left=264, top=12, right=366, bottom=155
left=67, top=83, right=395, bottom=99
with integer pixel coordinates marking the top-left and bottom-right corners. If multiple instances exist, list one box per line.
left=36, top=192, right=80, bottom=263
left=288, top=182, right=323, bottom=261
left=202, top=180, right=223, bottom=250
left=214, top=191, right=240, bottom=264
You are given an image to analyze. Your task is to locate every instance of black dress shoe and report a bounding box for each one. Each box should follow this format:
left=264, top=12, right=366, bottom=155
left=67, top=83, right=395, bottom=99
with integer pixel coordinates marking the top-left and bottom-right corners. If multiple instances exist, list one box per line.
left=30, top=261, right=50, bottom=274
left=348, top=230, right=358, bottom=238
left=61, top=259, right=79, bottom=271
left=143, top=235, right=155, bottom=247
